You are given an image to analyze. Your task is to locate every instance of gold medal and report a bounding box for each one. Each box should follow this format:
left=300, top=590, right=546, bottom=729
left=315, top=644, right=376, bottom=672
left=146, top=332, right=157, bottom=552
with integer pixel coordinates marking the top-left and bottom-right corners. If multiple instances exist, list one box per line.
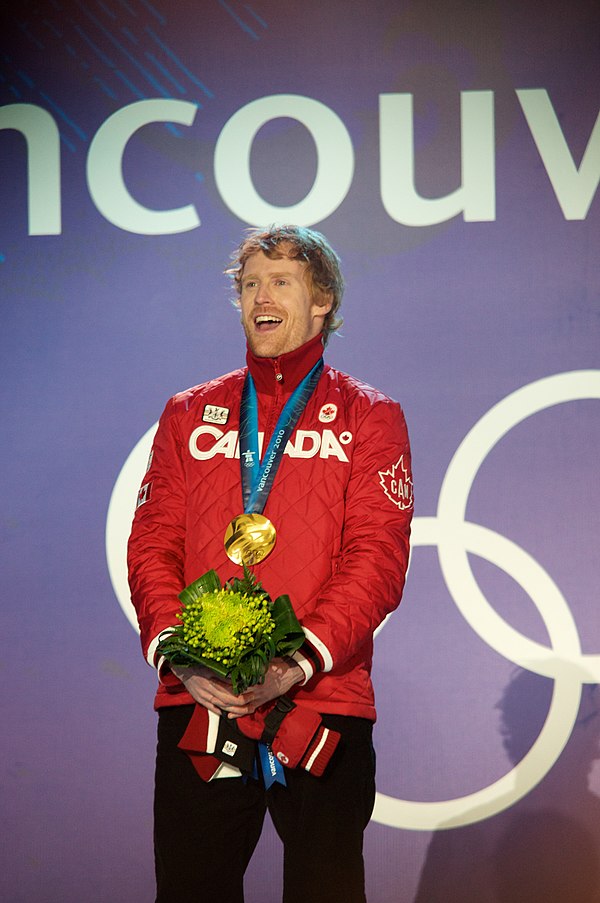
left=224, top=513, right=277, bottom=566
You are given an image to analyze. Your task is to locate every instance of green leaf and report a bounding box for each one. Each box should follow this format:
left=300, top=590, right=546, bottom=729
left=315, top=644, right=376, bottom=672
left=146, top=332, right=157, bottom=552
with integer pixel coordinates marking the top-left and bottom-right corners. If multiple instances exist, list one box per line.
left=178, top=569, right=221, bottom=607
left=271, top=595, right=304, bottom=649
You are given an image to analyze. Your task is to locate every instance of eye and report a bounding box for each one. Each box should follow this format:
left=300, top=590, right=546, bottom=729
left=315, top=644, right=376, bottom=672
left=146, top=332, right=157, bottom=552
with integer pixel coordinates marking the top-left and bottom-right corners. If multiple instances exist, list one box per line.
left=243, top=279, right=258, bottom=290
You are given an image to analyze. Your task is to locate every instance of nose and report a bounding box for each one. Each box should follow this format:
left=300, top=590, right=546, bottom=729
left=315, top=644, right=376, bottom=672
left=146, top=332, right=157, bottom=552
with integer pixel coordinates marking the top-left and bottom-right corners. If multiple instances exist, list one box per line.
left=255, top=282, right=272, bottom=304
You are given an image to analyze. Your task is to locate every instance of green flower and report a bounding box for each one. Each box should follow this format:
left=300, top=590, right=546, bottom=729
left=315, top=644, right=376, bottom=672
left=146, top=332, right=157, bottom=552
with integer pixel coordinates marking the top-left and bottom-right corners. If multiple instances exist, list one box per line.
left=179, top=588, right=274, bottom=667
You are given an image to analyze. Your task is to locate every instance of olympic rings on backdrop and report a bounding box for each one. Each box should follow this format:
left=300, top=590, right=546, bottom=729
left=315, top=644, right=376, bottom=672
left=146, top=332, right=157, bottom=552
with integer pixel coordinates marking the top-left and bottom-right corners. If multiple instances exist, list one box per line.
left=374, top=370, right=600, bottom=829
left=107, top=423, right=157, bottom=633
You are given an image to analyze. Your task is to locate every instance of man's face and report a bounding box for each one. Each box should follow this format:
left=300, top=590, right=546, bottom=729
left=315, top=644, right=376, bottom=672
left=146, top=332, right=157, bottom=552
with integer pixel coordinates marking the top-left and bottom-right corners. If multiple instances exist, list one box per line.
left=239, top=250, right=331, bottom=358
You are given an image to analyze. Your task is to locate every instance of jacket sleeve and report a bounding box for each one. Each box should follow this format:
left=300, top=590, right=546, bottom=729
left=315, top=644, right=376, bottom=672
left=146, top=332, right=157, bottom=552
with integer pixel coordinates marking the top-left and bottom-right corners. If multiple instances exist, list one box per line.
left=291, top=397, right=413, bottom=682
left=127, top=397, right=187, bottom=673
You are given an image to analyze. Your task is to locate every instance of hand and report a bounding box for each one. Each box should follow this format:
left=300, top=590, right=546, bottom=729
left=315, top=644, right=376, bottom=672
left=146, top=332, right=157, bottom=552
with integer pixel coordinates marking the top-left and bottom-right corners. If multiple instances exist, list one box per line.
left=229, top=657, right=304, bottom=718
left=171, top=658, right=304, bottom=719
left=170, top=664, right=254, bottom=718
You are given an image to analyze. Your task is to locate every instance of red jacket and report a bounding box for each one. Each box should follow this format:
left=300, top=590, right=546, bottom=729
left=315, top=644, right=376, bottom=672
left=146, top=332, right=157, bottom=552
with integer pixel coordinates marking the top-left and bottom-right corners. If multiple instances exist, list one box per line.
left=128, top=334, right=413, bottom=720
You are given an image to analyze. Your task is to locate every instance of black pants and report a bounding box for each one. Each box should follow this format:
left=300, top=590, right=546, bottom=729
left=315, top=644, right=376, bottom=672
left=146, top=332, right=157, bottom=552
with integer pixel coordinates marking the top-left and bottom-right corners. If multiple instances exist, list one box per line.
left=154, top=705, right=376, bottom=903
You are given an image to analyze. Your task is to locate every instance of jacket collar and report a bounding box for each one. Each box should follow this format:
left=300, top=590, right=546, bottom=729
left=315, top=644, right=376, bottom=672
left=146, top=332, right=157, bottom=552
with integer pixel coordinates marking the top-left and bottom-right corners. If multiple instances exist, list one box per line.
left=246, top=333, right=325, bottom=396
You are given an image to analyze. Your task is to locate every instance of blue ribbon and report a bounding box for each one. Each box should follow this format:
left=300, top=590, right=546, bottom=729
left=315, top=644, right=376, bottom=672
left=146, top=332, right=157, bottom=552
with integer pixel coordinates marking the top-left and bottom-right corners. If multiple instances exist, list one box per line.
left=239, top=358, right=324, bottom=514
left=258, top=742, right=286, bottom=788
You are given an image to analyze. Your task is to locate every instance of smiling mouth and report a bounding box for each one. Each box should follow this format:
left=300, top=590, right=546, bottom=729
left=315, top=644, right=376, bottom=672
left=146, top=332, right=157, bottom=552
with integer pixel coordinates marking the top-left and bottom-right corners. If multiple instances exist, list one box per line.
left=254, top=314, right=283, bottom=329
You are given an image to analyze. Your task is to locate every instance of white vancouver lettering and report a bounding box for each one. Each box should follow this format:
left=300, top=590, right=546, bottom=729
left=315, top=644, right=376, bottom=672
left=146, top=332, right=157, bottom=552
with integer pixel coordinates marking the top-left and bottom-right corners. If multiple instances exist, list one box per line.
left=257, top=428, right=286, bottom=491
left=517, top=89, right=600, bottom=220
left=0, top=104, right=61, bottom=234
left=267, top=747, right=277, bottom=776
left=86, top=99, right=200, bottom=234
left=2, top=89, right=597, bottom=235
left=380, top=91, right=496, bottom=225
left=214, top=94, right=355, bottom=226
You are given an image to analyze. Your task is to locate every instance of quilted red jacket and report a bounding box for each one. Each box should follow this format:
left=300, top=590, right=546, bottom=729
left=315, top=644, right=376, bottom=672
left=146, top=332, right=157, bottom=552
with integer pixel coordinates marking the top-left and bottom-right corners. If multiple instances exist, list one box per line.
left=127, top=334, right=413, bottom=720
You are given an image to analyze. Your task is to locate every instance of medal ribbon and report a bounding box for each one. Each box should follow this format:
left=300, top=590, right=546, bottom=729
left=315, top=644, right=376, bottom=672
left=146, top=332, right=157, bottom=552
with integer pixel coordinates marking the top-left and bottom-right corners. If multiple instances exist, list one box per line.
left=239, top=358, right=324, bottom=514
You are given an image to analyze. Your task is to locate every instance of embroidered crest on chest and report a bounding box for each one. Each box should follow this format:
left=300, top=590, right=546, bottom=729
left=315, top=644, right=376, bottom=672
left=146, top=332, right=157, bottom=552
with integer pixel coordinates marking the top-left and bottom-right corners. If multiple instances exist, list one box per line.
left=202, top=404, right=229, bottom=425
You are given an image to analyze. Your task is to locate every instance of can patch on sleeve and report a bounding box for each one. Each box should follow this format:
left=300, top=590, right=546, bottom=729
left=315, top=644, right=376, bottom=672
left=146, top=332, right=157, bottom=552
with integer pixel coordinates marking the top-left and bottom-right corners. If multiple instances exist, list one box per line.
left=137, top=481, right=153, bottom=508
left=378, top=455, right=413, bottom=510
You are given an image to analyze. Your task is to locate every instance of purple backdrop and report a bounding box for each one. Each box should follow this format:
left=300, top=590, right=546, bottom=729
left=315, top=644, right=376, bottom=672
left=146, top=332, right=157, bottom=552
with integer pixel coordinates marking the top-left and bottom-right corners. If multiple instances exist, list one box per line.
left=1, top=1, right=599, bottom=901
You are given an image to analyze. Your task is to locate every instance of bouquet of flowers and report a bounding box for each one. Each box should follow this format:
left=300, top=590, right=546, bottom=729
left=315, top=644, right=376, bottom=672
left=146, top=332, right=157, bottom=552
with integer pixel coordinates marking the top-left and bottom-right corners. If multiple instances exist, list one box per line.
left=156, top=566, right=304, bottom=694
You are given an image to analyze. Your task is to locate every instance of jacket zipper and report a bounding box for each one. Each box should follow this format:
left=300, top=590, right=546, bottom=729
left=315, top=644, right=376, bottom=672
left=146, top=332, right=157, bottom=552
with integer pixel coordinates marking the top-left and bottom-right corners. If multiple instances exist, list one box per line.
left=262, top=358, right=284, bottom=449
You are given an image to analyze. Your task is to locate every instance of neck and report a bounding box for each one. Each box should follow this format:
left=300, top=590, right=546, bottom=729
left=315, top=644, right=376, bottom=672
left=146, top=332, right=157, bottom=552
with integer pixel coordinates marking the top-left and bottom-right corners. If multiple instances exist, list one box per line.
left=246, top=334, right=325, bottom=396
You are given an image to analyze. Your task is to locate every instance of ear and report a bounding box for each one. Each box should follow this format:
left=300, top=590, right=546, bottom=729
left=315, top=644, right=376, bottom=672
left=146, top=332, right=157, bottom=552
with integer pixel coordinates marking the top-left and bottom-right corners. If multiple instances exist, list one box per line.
left=312, top=289, right=333, bottom=318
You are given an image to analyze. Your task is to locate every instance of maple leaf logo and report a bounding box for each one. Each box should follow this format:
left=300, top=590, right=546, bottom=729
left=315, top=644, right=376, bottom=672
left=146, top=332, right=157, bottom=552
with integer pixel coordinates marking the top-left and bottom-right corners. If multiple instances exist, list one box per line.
left=319, top=403, right=338, bottom=423
left=378, top=455, right=413, bottom=510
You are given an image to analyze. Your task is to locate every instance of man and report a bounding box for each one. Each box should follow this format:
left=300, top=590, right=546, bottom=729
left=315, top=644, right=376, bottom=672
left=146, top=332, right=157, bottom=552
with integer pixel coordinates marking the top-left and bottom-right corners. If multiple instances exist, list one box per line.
left=128, top=225, right=413, bottom=903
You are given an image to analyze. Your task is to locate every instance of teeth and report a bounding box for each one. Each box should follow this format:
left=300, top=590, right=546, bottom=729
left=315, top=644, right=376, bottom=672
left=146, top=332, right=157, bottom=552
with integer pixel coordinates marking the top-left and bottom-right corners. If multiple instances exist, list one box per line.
left=255, top=315, right=282, bottom=324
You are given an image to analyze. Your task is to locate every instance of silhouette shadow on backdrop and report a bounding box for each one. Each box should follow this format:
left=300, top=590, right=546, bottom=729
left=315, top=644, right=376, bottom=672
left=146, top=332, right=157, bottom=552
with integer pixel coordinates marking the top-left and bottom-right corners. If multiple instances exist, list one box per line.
left=413, top=670, right=600, bottom=903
